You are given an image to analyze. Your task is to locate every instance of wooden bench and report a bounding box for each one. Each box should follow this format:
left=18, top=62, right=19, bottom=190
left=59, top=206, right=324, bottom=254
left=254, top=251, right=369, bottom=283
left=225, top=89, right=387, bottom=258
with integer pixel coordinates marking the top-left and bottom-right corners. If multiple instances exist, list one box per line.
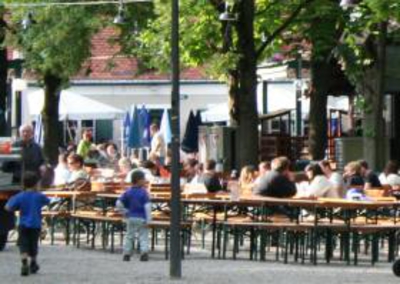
left=219, top=219, right=315, bottom=263
left=42, top=211, right=71, bottom=245
left=70, top=213, right=192, bottom=258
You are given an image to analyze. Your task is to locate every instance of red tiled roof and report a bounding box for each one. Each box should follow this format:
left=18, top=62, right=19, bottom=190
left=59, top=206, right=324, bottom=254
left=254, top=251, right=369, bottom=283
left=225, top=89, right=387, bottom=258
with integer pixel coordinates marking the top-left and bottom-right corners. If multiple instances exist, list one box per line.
left=6, top=26, right=208, bottom=81
left=75, top=27, right=208, bottom=81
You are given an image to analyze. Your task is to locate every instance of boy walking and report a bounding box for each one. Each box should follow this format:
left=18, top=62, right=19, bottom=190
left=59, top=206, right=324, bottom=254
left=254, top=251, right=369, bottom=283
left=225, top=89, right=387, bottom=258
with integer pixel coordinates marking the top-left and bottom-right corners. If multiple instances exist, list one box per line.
left=116, top=170, right=151, bottom=261
left=5, top=171, right=50, bottom=276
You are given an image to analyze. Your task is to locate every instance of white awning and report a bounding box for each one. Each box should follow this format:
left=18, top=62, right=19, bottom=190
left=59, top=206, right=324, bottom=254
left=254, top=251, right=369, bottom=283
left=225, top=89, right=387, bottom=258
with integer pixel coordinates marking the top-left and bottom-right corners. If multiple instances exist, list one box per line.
left=27, top=89, right=124, bottom=120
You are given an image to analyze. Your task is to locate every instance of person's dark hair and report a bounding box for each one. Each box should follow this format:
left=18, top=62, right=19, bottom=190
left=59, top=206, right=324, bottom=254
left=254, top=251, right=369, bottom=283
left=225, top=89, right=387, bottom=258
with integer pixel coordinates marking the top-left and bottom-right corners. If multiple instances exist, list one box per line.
left=305, top=163, right=324, bottom=181
left=319, top=160, right=331, bottom=170
left=359, top=160, right=369, bottom=170
left=141, top=160, right=156, bottom=170
left=150, top=123, right=159, bottom=131
left=186, top=159, right=198, bottom=169
left=23, top=171, right=39, bottom=189
left=259, top=161, right=271, bottom=171
left=68, top=154, right=84, bottom=167
left=272, top=156, right=290, bottom=173
left=384, top=160, right=399, bottom=175
left=205, top=159, right=216, bottom=171
left=87, top=149, right=100, bottom=159
left=130, top=170, right=146, bottom=184
left=106, top=143, right=118, bottom=151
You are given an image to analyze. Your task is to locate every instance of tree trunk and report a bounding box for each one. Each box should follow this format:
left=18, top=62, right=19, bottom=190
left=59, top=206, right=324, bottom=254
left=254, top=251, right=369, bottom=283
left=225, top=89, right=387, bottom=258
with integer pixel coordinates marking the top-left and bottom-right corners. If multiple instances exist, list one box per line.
left=42, top=73, right=62, bottom=165
left=0, top=16, right=7, bottom=136
left=234, top=0, right=259, bottom=168
left=308, top=5, right=341, bottom=160
left=227, top=70, right=239, bottom=126
left=308, top=61, right=329, bottom=160
left=360, top=22, right=387, bottom=171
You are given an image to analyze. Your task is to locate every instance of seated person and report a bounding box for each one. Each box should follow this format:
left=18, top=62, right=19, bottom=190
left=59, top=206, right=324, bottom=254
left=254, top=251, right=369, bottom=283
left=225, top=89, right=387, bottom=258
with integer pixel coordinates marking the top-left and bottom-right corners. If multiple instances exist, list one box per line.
left=85, top=147, right=109, bottom=168
left=343, top=161, right=364, bottom=189
left=379, top=160, right=400, bottom=190
left=238, top=165, right=256, bottom=196
left=54, top=153, right=71, bottom=186
left=198, top=159, right=222, bottom=193
left=183, top=159, right=201, bottom=184
left=359, top=160, right=381, bottom=190
left=254, top=161, right=271, bottom=186
left=254, top=156, right=296, bottom=198
left=105, top=143, right=120, bottom=170
left=129, top=150, right=141, bottom=168
left=66, top=154, right=89, bottom=190
left=319, top=160, right=345, bottom=198
left=304, top=163, right=339, bottom=198
left=118, top=157, right=133, bottom=180
left=136, top=160, right=158, bottom=182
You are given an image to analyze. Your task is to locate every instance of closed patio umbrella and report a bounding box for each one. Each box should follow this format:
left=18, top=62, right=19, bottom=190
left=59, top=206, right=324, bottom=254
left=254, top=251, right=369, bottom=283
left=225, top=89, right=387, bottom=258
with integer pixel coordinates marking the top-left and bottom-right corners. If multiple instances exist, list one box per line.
left=128, top=106, right=141, bottom=149
left=121, top=111, right=131, bottom=155
left=160, top=109, right=172, bottom=145
left=138, top=106, right=151, bottom=147
left=181, top=111, right=197, bottom=153
left=34, top=114, right=44, bottom=146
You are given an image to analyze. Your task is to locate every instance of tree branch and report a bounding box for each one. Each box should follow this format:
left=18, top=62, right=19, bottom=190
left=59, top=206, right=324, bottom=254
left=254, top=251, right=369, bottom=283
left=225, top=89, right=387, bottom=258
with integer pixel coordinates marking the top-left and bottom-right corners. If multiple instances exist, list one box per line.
left=256, top=0, right=316, bottom=59
left=255, top=0, right=279, bottom=17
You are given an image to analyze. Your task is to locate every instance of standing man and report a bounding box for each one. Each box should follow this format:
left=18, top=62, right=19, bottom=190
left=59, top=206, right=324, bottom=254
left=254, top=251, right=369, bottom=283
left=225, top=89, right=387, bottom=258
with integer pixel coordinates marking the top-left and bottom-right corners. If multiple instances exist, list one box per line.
left=0, top=124, right=44, bottom=251
left=149, top=123, right=166, bottom=165
left=12, top=124, right=44, bottom=184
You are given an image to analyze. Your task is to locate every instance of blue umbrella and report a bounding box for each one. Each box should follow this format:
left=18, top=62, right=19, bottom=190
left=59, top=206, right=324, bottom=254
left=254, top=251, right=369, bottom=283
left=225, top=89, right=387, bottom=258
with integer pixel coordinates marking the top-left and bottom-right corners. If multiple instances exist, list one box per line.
left=128, top=106, right=141, bottom=148
left=138, top=106, right=151, bottom=147
left=181, top=111, right=197, bottom=153
left=160, top=109, right=172, bottom=145
left=121, top=111, right=131, bottom=154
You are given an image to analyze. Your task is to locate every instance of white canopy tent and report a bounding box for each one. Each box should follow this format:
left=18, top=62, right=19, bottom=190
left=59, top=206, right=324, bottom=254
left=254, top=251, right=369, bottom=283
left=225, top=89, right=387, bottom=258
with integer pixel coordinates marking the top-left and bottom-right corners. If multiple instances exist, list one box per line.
left=26, top=89, right=124, bottom=120
left=201, top=104, right=229, bottom=123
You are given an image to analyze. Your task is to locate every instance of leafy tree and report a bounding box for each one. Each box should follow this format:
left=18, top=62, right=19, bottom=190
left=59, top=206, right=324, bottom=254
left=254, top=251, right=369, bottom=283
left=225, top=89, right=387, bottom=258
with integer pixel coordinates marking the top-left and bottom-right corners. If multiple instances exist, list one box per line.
left=122, top=0, right=314, bottom=167
left=339, top=0, right=400, bottom=169
left=6, top=3, right=101, bottom=163
left=300, top=0, right=345, bottom=160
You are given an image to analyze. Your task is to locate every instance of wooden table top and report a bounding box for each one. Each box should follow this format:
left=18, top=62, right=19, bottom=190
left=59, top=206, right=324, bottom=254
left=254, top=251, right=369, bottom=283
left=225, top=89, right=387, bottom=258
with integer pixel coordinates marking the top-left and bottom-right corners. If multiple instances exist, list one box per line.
left=43, top=191, right=97, bottom=198
left=48, top=190, right=400, bottom=210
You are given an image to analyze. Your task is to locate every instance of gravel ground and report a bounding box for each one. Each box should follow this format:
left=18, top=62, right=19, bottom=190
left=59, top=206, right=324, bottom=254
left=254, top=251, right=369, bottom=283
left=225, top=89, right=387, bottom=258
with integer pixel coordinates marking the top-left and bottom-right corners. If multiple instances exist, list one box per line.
left=0, top=242, right=399, bottom=284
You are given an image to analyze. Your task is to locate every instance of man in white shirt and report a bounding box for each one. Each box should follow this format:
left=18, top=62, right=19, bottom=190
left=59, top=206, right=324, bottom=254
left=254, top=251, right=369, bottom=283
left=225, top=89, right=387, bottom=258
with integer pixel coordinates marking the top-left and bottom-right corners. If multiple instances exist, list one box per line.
left=149, top=123, right=166, bottom=164
left=319, top=160, right=345, bottom=197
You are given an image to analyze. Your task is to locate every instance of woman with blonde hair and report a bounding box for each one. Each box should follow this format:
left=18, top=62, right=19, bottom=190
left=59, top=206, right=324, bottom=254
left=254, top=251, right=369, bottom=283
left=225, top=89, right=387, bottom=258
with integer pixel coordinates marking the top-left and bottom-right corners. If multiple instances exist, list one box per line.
left=343, top=161, right=364, bottom=188
left=239, top=165, right=256, bottom=196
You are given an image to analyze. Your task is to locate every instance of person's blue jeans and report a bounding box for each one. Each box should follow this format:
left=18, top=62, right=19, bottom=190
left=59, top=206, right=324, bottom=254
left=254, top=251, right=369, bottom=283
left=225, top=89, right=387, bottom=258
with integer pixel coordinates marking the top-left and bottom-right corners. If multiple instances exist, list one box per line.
left=123, top=217, right=149, bottom=255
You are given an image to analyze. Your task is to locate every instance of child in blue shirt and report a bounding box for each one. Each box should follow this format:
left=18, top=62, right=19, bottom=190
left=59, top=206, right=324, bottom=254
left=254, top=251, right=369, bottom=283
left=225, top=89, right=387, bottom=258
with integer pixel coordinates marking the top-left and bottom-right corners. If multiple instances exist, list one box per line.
left=116, top=170, right=151, bottom=261
left=5, top=171, right=50, bottom=276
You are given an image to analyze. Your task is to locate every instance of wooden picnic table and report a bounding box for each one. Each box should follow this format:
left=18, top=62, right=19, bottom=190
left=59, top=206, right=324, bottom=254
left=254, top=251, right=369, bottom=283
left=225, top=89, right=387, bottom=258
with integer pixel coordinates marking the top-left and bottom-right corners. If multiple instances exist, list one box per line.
left=49, top=190, right=400, bottom=263
left=43, top=190, right=97, bottom=212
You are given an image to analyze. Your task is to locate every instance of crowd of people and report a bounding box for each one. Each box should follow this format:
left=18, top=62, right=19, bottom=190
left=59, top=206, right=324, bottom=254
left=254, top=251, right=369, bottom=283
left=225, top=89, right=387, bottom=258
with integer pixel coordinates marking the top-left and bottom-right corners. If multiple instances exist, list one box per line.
left=3, top=122, right=400, bottom=277
left=7, top=123, right=400, bottom=202
left=231, top=157, right=400, bottom=201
